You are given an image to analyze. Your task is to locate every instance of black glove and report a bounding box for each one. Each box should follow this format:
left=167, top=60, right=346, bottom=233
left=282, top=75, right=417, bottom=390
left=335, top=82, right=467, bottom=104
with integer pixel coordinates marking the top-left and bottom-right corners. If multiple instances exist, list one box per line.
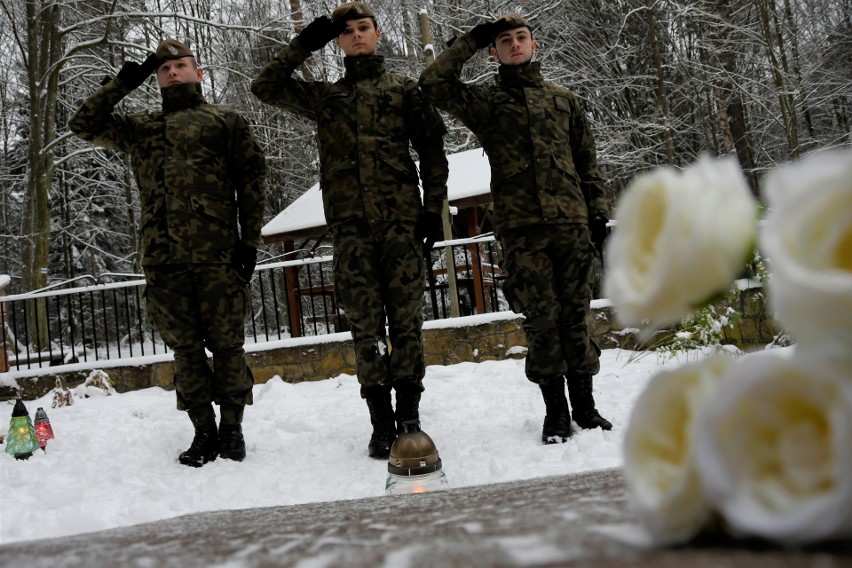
left=416, top=211, right=443, bottom=254
left=116, top=53, right=159, bottom=90
left=235, top=243, right=258, bottom=283
left=590, top=214, right=610, bottom=256
left=469, top=22, right=498, bottom=49
left=298, top=16, right=344, bottom=52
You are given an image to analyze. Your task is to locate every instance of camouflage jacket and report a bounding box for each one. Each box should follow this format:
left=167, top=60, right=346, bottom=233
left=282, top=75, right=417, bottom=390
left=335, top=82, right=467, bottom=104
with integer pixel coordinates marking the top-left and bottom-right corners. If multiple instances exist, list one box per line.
left=419, top=34, right=609, bottom=234
left=251, top=39, right=448, bottom=226
left=68, top=79, right=266, bottom=266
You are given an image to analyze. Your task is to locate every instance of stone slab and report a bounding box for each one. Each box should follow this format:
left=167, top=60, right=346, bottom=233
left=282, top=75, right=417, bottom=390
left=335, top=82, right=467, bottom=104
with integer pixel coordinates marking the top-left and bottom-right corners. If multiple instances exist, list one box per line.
left=0, top=468, right=847, bottom=567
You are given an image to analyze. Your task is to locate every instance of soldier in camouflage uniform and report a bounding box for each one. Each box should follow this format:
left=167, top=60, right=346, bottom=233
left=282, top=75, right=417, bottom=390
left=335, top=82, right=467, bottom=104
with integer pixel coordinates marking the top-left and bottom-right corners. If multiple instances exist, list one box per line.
left=252, top=2, right=448, bottom=460
left=420, top=14, right=612, bottom=444
left=69, top=39, right=267, bottom=466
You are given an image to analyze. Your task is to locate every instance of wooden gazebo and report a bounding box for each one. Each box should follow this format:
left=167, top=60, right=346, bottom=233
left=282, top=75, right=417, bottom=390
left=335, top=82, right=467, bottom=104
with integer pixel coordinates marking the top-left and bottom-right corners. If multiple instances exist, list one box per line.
left=261, top=148, right=496, bottom=337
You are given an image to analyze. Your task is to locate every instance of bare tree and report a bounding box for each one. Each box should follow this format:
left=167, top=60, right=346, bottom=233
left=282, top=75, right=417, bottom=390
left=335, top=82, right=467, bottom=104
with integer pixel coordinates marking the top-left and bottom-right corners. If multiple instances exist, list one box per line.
left=0, top=0, right=848, bottom=312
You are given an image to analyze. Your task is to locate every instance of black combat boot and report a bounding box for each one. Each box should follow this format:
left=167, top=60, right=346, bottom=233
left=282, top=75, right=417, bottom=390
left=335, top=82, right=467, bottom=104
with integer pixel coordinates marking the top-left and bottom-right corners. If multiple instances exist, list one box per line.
left=539, top=377, right=572, bottom=444
left=179, top=424, right=219, bottom=467
left=219, top=424, right=246, bottom=461
left=394, top=382, right=422, bottom=431
left=365, top=385, right=396, bottom=459
left=179, top=405, right=218, bottom=467
left=218, top=405, right=246, bottom=461
left=568, top=374, right=612, bottom=430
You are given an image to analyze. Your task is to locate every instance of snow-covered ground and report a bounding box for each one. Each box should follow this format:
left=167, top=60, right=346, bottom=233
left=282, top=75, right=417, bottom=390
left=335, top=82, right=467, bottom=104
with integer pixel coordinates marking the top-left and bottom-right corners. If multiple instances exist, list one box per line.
left=0, top=347, right=708, bottom=545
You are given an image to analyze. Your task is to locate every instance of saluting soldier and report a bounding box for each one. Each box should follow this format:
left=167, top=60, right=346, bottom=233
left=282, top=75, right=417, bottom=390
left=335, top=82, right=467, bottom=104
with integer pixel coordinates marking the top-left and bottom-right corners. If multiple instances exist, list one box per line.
left=251, top=2, right=449, bottom=459
left=69, top=39, right=267, bottom=466
left=420, top=14, right=612, bottom=444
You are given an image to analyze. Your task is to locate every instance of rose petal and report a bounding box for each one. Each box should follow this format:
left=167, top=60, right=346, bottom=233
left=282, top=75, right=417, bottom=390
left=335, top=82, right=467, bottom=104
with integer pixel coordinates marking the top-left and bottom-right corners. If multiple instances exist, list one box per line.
left=694, top=350, right=852, bottom=545
left=623, top=354, right=733, bottom=544
left=760, top=148, right=852, bottom=363
left=605, top=155, right=757, bottom=328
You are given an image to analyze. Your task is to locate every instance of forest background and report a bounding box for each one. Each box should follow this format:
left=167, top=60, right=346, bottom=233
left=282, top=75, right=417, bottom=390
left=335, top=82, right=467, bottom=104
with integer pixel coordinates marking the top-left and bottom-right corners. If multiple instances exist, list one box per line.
left=0, top=0, right=849, bottom=297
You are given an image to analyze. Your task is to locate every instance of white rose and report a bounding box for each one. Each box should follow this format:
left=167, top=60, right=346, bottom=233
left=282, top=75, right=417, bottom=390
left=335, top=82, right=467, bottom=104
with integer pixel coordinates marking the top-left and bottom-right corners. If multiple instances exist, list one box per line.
left=622, top=354, right=733, bottom=545
left=760, top=148, right=852, bottom=363
left=604, top=155, right=757, bottom=328
left=694, top=350, right=852, bottom=545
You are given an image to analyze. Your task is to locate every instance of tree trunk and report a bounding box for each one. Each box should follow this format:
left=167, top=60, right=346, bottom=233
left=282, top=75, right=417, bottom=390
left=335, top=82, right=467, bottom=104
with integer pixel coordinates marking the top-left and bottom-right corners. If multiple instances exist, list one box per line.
left=707, top=0, right=758, bottom=196
left=755, top=0, right=799, bottom=158
left=0, top=79, right=11, bottom=277
left=783, top=0, right=814, bottom=141
left=22, top=0, right=62, bottom=348
left=399, top=0, right=419, bottom=73
left=645, top=0, right=675, bottom=165
left=289, top=0, right=316, bottom=82
left=122, top=154, right=142, bottom=273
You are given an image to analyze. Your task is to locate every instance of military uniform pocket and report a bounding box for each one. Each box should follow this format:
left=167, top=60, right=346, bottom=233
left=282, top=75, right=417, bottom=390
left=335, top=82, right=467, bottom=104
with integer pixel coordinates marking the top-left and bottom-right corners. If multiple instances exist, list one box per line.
left=200, top=126, right=226, bottom=153
left=492, top=157, right=531, bottom=184
left=553, top=94, right=576, bottom=113
left=320, top=159, right=357, bottom=184
left=378, top=150, right=418, bottom=183
left=190, top=195, right=235, bottom=227
left=552, top=154, right=580, bottom=182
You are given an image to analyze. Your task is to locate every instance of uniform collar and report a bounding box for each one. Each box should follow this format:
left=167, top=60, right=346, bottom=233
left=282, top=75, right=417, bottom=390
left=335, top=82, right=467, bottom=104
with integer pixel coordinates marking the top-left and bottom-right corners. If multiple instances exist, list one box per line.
left=497, top=61, right=544, bottom=88
left=160, top=82, right=206, bottom=113
left=343, top=55, right=386, bottom=82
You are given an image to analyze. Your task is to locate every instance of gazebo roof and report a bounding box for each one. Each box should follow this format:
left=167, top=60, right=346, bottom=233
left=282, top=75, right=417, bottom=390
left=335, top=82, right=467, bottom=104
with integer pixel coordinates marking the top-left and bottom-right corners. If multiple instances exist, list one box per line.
left=262, top=147, right=492, bottom=243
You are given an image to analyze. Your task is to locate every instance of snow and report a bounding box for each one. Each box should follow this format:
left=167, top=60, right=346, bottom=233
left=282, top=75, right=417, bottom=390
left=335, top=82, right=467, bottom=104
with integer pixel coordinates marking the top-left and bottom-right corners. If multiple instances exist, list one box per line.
left=0, top=346, right=706, bottom=545
left=262, top=147, right=491, bottom=238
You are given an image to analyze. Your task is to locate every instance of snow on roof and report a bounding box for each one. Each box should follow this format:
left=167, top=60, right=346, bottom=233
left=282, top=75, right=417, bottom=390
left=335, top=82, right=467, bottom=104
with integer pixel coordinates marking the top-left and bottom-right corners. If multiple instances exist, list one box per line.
left=0, top=275, right=10, bottom=290
left=262, top=147, right=491, bottom=240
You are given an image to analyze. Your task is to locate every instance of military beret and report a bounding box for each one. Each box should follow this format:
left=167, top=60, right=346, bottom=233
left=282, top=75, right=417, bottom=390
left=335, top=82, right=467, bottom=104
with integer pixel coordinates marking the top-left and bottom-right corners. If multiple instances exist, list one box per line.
left=155, top=39, right=195, bottom=62
left=331, top=2, right=375, bottom=25
left=491, top=13, right=533, bottom=39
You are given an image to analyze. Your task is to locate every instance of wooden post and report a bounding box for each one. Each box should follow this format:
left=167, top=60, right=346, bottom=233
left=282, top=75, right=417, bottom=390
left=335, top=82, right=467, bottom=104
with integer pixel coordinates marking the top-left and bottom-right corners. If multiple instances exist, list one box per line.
left=465, top=211, right=486, bottom=314
left=0, top=276, right=9, bottom=372
left=283, top=241, right=303, bottom=338
left=419, top=9, right=459, bottom=317
left=418, top=9, right=435, bottom=65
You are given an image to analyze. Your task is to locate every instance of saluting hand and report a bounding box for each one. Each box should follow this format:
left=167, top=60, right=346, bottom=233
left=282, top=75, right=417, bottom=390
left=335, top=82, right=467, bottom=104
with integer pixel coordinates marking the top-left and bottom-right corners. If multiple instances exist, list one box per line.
left=298, top=16, right=345, bottom=52
left=469, top=21, right=498, bottom=49
left=116, top=53, right=160, bottom=90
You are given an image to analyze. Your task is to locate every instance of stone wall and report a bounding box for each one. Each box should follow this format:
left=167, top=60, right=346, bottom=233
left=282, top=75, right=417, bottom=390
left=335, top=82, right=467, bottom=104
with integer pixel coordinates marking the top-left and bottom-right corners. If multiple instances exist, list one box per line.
left=0, top=289, right=779, bottom=401
left=720, top=285, right=783, bottom=347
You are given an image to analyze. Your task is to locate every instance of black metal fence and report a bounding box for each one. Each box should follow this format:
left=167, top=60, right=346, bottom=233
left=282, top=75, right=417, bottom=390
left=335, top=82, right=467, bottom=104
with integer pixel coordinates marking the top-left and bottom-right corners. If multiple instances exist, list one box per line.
left=1, top=236, right=507, bottom=373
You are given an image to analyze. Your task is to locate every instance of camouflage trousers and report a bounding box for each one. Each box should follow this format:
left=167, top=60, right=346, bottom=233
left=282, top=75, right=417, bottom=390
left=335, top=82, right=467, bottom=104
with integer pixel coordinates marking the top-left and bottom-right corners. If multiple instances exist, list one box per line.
left=501, top=223, right=600, bottom=384
left=144, top=264, right=253, bottom=411
left=332, top=220, right=426, bottom=397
